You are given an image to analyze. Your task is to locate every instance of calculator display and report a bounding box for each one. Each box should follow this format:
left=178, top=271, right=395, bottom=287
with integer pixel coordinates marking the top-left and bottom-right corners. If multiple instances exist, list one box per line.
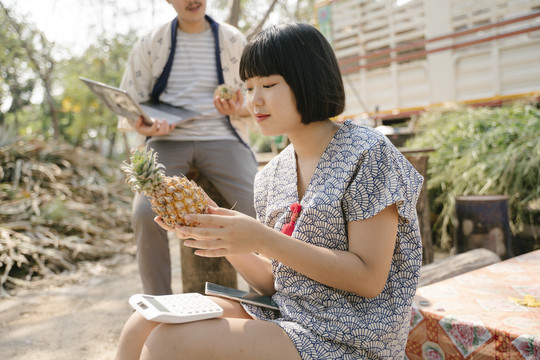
left=143, top=295, right=170, bottom=312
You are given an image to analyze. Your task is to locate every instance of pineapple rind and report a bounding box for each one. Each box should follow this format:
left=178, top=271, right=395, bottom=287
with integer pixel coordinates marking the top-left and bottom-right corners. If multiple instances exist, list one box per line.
left=149, top=176, right=208, bottom=227
left=122, top=146, right=209, bottom=227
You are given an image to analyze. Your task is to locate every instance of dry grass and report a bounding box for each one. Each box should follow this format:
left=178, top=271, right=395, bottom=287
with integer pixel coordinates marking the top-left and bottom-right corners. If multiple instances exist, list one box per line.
left=0, top=138, right=134, bottom=294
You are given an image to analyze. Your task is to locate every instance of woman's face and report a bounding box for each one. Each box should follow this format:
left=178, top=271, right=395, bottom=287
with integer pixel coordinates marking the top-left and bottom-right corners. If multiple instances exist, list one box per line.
left=245, top=75, right=301, bottom=137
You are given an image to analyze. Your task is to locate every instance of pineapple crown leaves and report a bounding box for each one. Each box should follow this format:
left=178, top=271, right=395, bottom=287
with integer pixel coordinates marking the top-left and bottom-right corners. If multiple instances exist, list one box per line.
left=121, top=146, right=166, bottom=195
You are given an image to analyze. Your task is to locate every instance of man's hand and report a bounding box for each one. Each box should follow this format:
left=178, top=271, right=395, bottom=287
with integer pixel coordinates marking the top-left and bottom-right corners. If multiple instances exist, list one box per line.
left=133, top=116, right=175, bottom=136
left=214, top=89, right=249, bottom=117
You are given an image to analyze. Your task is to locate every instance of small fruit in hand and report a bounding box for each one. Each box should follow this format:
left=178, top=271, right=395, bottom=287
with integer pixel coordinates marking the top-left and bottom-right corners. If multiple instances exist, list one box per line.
left=121, top=146, right=208, bottom=227
left=214, top=84, right=238, bottom=101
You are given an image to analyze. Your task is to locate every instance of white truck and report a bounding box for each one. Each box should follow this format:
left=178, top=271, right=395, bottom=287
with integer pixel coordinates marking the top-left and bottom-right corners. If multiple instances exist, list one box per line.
left=316, top=0, right=540, bottom=124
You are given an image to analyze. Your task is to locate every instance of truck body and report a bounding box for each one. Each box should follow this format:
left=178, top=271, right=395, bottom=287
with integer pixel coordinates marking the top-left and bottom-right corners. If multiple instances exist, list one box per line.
left=316, top=0, right=540, bottom=122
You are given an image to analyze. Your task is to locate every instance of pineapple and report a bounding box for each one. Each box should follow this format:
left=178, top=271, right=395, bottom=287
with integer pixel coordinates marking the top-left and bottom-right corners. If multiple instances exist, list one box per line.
left=214, top=84, right=238, bottom=101
left=121, top=146, right=208, bottom=227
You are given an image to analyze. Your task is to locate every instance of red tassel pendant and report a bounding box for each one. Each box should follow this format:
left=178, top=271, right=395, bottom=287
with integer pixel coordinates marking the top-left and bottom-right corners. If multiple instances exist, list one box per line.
left=281, top=202, right=302, bottom=236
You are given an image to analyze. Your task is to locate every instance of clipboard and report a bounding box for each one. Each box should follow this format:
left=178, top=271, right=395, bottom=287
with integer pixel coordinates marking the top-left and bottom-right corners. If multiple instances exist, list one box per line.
left=79, top=76, right=200, bottom=126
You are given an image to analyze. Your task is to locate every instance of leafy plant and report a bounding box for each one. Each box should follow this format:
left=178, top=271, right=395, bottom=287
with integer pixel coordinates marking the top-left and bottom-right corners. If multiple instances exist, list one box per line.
left=407, top=100, right=540, bottom=251
left=249, top=131, right=288, bottom=154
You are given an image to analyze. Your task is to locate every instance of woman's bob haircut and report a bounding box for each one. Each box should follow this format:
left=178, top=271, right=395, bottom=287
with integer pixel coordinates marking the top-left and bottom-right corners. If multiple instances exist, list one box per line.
left=240, top=23, right=345, bottom=124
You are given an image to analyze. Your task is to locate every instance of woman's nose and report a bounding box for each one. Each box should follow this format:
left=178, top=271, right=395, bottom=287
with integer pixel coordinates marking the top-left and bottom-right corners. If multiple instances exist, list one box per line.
left=248, top=89, right=264, bottom=107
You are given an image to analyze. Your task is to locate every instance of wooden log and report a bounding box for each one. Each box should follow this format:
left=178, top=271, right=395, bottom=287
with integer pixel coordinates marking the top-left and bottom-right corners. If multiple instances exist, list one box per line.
left=180, top=244, right=237, bottom=294
left=181, top=170, right=238, bottom=294
left=418, top=248, right=501, bottom=287
left=405, top=154, right=433, bottom=264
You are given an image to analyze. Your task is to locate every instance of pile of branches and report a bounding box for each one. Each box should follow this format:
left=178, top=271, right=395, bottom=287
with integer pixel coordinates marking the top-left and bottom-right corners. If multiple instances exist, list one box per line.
left=0, top=137, right=134, bottom=292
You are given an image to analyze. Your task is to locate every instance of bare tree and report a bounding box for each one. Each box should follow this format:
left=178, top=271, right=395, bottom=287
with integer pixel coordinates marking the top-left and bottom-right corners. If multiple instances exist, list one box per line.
left=247, top=0, right=280, bottom=39
left=224, top=0, right=316, bottom=40
left=227, top=0, right=241, bottom=27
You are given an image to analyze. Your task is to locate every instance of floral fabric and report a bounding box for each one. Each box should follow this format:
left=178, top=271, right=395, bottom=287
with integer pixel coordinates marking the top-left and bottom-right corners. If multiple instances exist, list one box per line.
left=243, top=120, right=424, bottom=359
left=407, top=250, right=540, bottom=359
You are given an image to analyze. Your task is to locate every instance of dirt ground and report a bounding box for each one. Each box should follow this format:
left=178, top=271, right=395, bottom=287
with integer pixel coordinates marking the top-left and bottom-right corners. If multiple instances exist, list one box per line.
left=0, top=238, right=187, bottom=360
left=0, top=235, right=447, bottom=360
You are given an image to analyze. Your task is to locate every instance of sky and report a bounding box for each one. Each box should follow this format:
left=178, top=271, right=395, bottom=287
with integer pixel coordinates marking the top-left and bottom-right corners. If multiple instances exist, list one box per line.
left=5, top=0, right=417, bottom=59
left=3, top=0, right=227, bottom=58
left=2, top=0, right=224, bottom=111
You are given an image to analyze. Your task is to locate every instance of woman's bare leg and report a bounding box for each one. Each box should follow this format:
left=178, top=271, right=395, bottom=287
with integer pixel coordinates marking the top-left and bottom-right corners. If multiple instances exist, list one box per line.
left=142, top=317, right=301, bottom=360
left=115, top=312, right=160, bottom=360
left=115, top=297, right=293, bottom=360
left=207, top=296, right=254, bottom=319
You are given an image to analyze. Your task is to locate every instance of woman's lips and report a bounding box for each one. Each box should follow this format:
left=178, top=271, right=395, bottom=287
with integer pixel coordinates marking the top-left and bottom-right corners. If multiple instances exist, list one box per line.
left=255, top=114, right=270, bottom=123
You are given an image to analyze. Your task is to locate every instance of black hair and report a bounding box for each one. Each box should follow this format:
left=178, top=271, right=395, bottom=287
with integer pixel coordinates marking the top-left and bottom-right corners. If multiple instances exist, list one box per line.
left=240, top=22, right=345, bottom=124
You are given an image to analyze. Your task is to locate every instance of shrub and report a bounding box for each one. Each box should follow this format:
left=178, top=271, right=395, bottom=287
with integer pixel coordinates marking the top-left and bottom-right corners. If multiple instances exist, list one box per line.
left=407, top=100, right=540, bottom=251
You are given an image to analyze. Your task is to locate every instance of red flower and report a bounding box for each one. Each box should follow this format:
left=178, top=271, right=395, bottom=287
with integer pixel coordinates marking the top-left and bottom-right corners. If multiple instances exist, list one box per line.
left=475, top=326, right=487, bottom=338
left=451, top=323, right=475, bottom=347
left=424, top=349, right=443, bottom=360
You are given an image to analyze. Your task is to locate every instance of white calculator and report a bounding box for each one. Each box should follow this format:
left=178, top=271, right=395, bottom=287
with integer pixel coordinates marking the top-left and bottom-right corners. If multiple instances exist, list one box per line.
left=129, top=293, right=223, bottom=324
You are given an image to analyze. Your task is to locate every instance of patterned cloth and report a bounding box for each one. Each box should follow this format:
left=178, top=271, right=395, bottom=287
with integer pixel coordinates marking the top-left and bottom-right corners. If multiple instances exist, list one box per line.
left=407, top=250, right=540, bottom=360
left=243, top=120, right=424, bottom=359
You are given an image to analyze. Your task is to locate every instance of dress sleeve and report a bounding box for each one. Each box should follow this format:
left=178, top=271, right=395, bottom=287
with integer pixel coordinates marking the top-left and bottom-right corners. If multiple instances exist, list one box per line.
left=343, top=138, right=423, bottom=223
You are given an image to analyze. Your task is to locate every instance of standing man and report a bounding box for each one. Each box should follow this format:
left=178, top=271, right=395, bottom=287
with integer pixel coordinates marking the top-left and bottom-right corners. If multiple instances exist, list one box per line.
left=118, top=0, right=257, bottom=295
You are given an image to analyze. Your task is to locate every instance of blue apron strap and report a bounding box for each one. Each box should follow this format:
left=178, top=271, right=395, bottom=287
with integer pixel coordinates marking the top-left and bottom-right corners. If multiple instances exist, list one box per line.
left=146, top=16, right=254, bottom=157
left=207, top=15, right=224, bottom=85
left=150, top=15, right=223, bottom=102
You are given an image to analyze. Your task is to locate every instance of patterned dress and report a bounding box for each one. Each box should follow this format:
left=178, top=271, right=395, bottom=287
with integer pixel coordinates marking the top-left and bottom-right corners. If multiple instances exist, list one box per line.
left=242, top=120, right=424, bottom=359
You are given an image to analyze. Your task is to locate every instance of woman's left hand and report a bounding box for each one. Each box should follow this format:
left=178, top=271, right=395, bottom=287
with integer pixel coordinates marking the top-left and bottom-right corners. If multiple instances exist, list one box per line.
left=155, top=206, right=267, bottom=257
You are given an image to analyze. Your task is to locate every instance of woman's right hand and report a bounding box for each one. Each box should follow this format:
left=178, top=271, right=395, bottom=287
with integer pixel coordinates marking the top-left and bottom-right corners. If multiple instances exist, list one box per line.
left=134, top=116, right=175, bottom=136
left=165, top=207, right=271, bottom=257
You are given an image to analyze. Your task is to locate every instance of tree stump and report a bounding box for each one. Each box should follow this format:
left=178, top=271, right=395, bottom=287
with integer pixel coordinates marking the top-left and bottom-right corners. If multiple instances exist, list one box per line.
left=405, top=154, right=433, bottom=264
left=182, top=170, right=238, bottom=294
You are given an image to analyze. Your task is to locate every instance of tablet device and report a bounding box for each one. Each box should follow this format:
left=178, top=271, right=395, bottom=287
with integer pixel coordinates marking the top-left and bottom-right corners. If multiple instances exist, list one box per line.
left=205, top=282, right=279, bottom=310
left=79, top=76, right=200, bottom=126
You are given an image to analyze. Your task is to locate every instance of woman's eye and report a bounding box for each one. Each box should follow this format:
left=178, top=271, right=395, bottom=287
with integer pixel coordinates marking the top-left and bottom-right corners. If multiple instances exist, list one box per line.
left=245, top=87, right=253, bottom=93
left=263, top=83, right=276, bottom=89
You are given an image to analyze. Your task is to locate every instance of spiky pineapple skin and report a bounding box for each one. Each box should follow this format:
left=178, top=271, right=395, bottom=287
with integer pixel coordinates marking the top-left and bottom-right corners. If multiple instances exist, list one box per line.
left=122, top=146, right=208, bottom=227
left=148, top=176, right=208, bottom=227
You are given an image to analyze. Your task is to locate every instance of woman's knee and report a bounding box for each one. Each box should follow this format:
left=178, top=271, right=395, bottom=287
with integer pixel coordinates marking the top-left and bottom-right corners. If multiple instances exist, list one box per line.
left=142, top=323, right=202, bottom=358
left=119, top=312, right=159, bottom=345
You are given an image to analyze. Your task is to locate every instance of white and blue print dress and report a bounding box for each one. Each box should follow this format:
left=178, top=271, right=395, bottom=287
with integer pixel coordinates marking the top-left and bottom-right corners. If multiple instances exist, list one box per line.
left=242, top=120, right=424, bottom=359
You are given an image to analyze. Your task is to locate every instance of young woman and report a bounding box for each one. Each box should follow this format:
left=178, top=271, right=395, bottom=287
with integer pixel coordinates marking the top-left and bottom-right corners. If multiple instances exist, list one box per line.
left=115, top=22, right=423, bottom=360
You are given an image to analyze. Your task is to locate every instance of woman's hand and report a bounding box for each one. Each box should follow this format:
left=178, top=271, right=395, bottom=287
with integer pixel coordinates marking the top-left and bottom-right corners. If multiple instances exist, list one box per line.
left=134, top=116, right=175, bottom=136
left=156, top=207, right=276, bottom=295
left=157, top=206, right=268, bottom=257
left=153, top=194, right=218, bottom=233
